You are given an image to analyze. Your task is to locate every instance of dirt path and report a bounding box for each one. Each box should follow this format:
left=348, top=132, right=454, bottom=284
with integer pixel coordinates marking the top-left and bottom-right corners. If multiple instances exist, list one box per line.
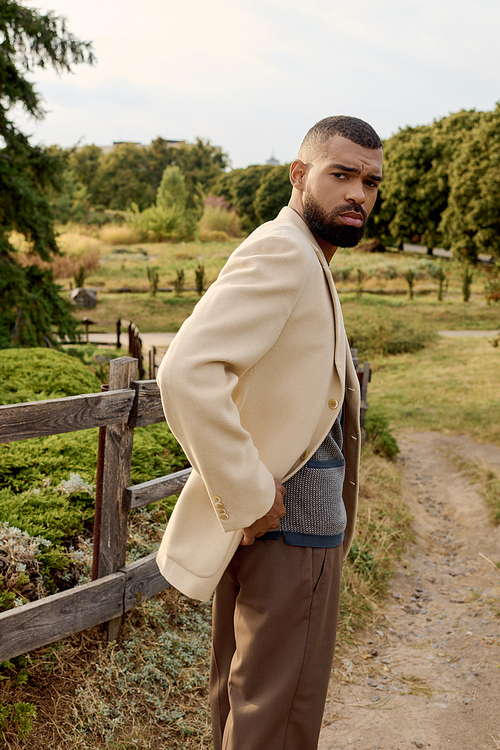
left=320, top=431, right=500, bottom=750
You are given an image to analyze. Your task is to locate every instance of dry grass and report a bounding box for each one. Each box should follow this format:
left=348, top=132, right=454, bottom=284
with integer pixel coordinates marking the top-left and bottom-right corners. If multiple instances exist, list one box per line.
left=1, top=447, right=409, bottom=748
left=338, top=445, right=413, bottom=643
left=1, top=590, right=213, bottom=750
left=99, top=226, right=143, bottom=245
left=199, top=205, right=241, bottom=239
left=10, top=231, right=102, bottom=283
left=448, top=456, right=500, bottom=525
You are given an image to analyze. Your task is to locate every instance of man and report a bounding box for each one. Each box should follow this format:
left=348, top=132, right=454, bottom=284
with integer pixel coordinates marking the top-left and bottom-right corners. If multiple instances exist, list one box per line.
left=156, top=116, right=383, bottom=750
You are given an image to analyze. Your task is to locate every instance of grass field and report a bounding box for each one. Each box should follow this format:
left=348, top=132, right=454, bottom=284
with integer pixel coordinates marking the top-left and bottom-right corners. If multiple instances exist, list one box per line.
left=369, top=335, right=500, bottom=445
left=57, top=230, right=499, bottom=340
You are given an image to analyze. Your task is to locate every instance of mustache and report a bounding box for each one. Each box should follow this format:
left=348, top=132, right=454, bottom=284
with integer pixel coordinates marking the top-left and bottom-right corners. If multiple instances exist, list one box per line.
left=334, top=203, right=368, bottom=221
left=335, top=203, right=367, bottom=221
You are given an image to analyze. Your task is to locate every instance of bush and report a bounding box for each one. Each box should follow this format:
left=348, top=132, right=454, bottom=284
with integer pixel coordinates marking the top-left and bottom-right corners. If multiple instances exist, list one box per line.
left=127, top=166, right=198, bottom=242
left=345, top=308, right=436, bottom=359
left=0, top=348, right=101, bottom=405
left=199, top=229, right=230, bottom=242
left=0, top=348, right=187, bottom=605
left=364, top=407, right=400, bottom=459
left=99, top=225, right=142, bottom=245
left=200, top=198, right=242, bottom=238
left=484, top=265, right=500, bottom=303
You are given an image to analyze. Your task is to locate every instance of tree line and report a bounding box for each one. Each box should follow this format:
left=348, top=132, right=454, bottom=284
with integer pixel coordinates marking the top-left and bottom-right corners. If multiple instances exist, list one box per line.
left=62, top=105, right=500, bottom=264
left=54, top=137, right=228, bottom=218
left=371, top=106, right=500, bottom=263
left=1, top=0, right=499, bottom=349
left=53, top=142, right=292, bottom=235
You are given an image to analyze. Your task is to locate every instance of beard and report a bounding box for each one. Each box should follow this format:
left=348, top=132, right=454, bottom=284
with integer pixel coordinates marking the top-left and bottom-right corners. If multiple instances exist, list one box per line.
left=303, top=193, right=367, bottom=248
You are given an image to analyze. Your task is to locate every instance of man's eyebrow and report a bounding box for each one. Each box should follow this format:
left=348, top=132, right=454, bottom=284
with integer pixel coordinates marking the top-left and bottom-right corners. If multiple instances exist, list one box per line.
left=329, top=163, right=383, bottom=182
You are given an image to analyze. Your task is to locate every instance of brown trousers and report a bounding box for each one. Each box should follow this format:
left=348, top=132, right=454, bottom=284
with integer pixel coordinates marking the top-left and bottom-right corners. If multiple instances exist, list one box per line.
left=210, top=537, right=343, bottom=750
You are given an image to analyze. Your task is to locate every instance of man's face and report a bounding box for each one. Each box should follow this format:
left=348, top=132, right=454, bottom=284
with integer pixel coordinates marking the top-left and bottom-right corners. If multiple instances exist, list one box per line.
left=301, top=135, right=383, bottom=248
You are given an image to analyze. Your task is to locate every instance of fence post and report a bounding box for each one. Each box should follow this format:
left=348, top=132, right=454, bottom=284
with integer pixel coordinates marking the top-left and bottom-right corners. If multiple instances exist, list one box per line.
left=98, top=356, right=138, bottom=640
left=116, top=318, right=121, bottom=349
left=360, top=361, right=370, bottom=429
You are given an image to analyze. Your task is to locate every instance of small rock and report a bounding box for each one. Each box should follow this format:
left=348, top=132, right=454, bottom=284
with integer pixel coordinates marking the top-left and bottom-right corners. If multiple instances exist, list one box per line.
left=414, top=741, right=424, bottom=749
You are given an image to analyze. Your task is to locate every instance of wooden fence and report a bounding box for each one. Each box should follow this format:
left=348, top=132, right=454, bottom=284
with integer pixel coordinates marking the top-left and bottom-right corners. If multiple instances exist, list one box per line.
left=0, top=356, right=190, bottom=662
left=0, top=351, right=370, bottom=663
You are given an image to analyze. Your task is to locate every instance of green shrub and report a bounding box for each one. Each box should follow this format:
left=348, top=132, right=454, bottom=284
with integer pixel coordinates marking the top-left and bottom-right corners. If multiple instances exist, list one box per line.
left=0, top=700, right=37, bottom=742
left=200, top=199, right=241, bottom=238
left=462, top=265, right=474, bottom=302
left=364, top=407, right=400, bottom=459
left=195, top=263, right=205, bottom=296
left=0, top=348, right=188, bottom=600
left=426, top=261, right=448, bottom=300
left=484, top=264, right=500, bottom=303
left=174, top=268, right=185, bottom=296
left=0, top=348, right=101, bottom=405
left=62, top=344, right=122, bottom=383
left=147, top=265, right=160, bottom=296
left=345, top=309, right=436, bottom=359
left=127, top=166, right=198, bottom=242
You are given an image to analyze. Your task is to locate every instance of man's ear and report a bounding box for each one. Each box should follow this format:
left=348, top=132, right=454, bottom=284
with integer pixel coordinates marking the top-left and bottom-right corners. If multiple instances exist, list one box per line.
left=289, top=159, right=308, bottom=191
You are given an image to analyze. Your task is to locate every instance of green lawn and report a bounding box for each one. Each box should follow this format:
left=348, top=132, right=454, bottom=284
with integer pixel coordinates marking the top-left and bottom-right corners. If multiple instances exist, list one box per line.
left=369, top=335, right=500, bottom=445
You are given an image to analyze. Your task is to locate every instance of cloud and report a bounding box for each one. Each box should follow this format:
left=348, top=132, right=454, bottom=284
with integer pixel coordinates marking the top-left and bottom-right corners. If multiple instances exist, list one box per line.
left=19, top=0, right=500, bottom=167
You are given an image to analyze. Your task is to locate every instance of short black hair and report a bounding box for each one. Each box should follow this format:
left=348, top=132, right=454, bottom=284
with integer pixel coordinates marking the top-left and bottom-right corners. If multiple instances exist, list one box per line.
left=298, top=116, right=382, bottom=160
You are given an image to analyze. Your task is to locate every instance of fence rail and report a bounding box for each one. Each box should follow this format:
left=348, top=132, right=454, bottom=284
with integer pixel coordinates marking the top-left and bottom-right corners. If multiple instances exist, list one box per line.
left=0, top=356, right=174, bottom=661
left=0, top=351, right=370, bottom=662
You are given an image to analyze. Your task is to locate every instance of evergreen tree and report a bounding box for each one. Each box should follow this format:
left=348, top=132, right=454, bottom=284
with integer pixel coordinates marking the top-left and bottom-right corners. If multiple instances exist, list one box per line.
left=0, top=0, right=94, bottom=347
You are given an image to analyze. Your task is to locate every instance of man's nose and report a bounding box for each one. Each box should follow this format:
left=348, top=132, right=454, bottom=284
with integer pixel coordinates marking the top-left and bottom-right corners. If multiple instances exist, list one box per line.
left=345, top=179, right=366, bottom=205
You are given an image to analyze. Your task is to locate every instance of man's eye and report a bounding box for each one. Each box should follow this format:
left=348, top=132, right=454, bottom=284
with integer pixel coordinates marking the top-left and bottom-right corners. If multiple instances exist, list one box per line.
left=333, top=173, right=347, bottom=179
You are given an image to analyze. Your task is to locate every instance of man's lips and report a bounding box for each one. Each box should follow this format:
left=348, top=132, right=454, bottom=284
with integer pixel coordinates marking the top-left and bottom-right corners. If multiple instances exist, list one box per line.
left=339, top=212, right=364, bottom=227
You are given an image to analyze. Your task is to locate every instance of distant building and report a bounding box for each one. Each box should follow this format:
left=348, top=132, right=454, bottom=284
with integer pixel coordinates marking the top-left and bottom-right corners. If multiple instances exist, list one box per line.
left=265, top=154, right=280, bottom=166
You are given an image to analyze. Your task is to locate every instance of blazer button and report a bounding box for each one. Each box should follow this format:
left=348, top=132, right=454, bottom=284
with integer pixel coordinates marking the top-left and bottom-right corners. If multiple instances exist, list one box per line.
left=328, top=398, right=339, bottom=410
left=219, top=512, right=229, bottom=520
left=217, top=507, right=227, bottom=516
left=300, top=450, right=309, bottom=461
left=213, top=495, right=222, bottom=503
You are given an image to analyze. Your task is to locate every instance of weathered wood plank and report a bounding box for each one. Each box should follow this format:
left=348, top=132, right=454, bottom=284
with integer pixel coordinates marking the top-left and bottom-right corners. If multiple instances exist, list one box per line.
left=99, top=358, right=137, bottom=579
left=125, top=468, right=192, bottom=510
left=99, top=357, right=137, bottom=640
left=124, top=552, right=170, bottom=612
left=0, top=571, right=124, bottom=662
left=0, top=389, right=135, bottom=443
left=128, top=380, right=165, bottom=428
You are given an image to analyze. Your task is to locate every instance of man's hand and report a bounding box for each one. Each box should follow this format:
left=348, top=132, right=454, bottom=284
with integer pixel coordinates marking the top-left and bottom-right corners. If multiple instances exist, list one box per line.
left=240, top=480, right=286, bottom=546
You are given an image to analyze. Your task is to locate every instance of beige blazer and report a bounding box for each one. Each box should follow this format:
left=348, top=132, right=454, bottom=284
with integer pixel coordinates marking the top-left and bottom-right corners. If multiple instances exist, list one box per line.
left=156, top=206, right=361, bottom=601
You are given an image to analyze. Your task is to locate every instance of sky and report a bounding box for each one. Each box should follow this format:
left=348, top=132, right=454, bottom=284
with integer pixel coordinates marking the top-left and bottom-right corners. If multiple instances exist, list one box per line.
left=14, top=0, right=500, bottom=168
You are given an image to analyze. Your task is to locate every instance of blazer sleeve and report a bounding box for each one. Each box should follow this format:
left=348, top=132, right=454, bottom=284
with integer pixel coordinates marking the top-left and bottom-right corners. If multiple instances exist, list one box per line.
left=157, top=230, right=309, bottom=532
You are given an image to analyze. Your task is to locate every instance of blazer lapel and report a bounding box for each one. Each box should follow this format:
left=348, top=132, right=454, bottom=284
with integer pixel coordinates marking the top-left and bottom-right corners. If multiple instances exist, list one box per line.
left=277, top=207, right=347, bottom=387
